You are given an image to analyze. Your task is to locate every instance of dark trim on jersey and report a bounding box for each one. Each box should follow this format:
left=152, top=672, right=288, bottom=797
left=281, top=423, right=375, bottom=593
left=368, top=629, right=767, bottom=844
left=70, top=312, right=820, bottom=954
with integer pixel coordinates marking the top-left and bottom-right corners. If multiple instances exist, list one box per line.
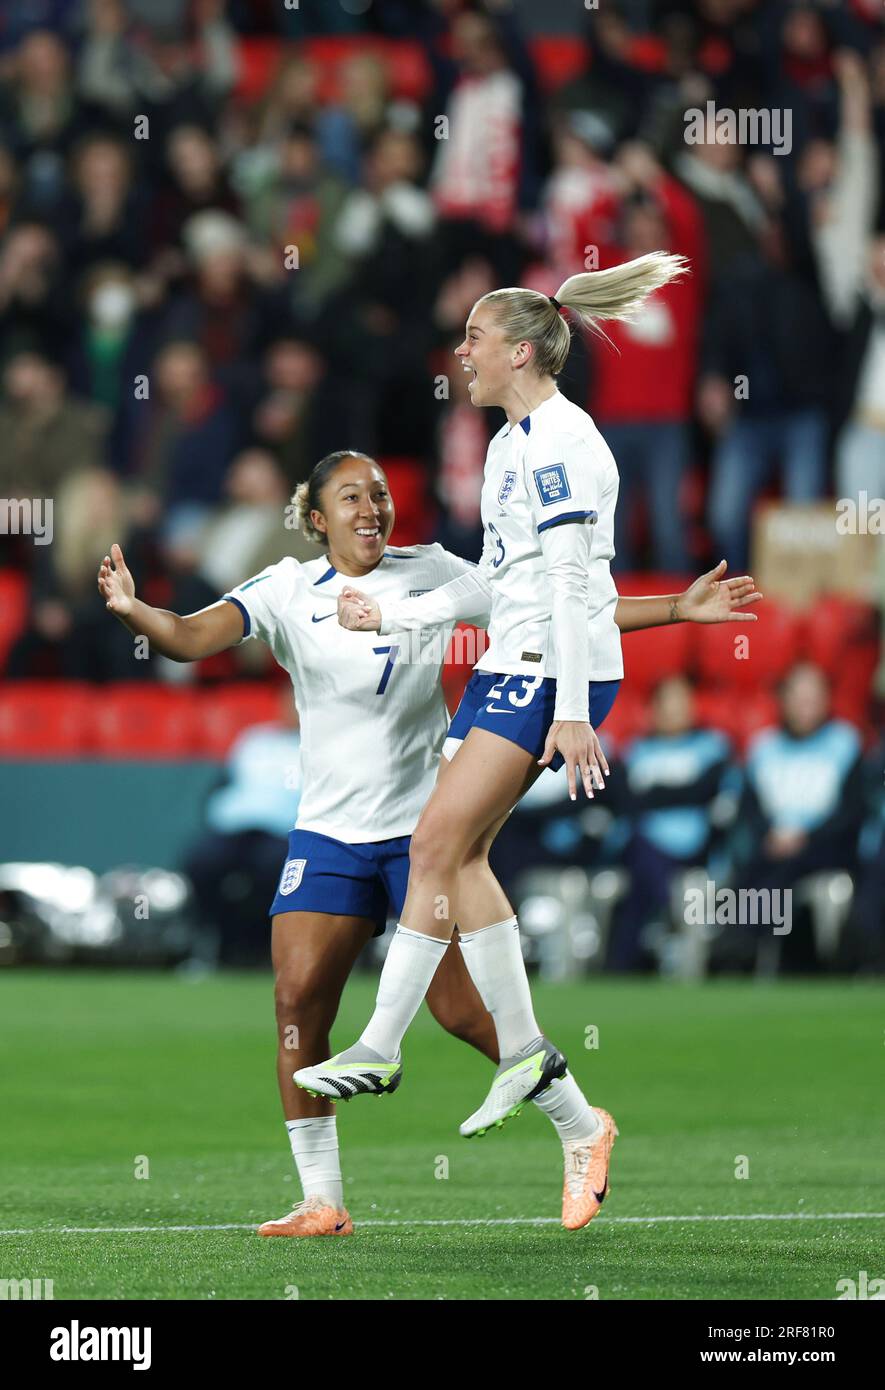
left=382, top=550, right=414, bottom=559
left=502, top=415, right=532, bottom=438
left=223, top=594, right=251, bottom=638
left=536, top=509, right=597, bottom=534
left=313, top=565, right=337, bottom=585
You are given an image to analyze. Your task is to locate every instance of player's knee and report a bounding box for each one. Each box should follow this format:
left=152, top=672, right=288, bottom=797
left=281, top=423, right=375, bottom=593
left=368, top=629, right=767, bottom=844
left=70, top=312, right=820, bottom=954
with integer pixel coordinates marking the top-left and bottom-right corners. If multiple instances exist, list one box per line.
left=409, top=819, right=459, bottom=878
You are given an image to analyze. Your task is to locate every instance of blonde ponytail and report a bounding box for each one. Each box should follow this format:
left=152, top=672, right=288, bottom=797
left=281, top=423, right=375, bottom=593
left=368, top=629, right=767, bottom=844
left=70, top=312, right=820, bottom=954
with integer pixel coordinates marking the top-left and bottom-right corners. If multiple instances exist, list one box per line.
left=479, top=251, right=690, bottom=375
left=555, top=251, right=689, bottom=340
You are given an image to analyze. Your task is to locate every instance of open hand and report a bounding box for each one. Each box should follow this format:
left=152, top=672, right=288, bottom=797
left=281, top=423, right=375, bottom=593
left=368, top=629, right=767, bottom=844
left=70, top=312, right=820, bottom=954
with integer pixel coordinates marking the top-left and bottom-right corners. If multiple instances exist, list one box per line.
left=97, top=542, right=135, bottom=616
left=679, top=561, right=762, bottom=624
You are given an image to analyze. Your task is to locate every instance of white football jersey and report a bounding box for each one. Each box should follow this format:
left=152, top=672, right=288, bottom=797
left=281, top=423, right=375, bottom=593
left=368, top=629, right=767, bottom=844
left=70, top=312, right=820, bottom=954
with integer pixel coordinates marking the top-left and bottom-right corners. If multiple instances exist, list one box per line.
left=224, top=545, right=473, bottom=842
left=474, top=391, right=624, bottom=682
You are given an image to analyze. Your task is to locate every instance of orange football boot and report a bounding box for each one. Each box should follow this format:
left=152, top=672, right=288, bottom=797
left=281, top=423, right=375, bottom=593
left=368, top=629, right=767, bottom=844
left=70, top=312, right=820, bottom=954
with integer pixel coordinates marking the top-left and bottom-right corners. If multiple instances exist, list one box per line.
left=258, top=1195, right=353, bottom=1237
left=561, top=1108, right=619, bottom=1231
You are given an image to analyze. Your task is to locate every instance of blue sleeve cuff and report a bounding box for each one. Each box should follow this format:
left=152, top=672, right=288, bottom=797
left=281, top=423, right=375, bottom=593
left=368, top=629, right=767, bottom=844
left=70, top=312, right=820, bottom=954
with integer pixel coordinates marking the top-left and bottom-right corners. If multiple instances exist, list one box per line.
left=223, top=595, right=251, bottom=639
left=537, top=509, right=597, bottom=534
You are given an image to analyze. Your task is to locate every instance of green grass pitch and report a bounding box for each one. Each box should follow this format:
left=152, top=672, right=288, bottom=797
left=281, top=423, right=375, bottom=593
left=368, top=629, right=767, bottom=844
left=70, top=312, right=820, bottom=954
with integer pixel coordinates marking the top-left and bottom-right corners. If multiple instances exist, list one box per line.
left=1, top=970, right=883, bottom=1301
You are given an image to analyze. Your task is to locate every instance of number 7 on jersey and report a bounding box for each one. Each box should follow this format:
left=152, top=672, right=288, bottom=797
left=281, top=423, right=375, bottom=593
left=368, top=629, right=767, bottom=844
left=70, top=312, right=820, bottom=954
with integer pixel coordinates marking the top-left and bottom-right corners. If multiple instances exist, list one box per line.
left=372, top=644, right=400, bottom=695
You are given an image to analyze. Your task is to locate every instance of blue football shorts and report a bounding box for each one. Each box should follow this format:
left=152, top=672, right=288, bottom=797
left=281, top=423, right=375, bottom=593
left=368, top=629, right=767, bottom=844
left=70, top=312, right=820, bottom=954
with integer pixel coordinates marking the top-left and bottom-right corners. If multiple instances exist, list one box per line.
left=445, top=673, right=621, bottom=771
left=269, top=829, right=410, bottom=936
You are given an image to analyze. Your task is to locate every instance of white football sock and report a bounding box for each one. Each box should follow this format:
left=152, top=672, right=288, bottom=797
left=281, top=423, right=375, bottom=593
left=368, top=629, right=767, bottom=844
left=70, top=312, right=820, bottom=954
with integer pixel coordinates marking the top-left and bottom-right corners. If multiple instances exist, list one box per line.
left=286, top=1115, right=343, bottom=1206
left=359, top=924, right=450, bottom=1058
left=457, top=916, right=541, bottom=1057
left=531, top=1073, right=602, bottom=1143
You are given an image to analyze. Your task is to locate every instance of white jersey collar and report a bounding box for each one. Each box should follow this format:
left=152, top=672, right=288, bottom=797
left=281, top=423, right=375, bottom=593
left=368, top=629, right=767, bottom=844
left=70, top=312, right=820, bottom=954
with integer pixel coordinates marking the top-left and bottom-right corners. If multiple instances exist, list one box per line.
left=502, top=389, right=562, bottom=437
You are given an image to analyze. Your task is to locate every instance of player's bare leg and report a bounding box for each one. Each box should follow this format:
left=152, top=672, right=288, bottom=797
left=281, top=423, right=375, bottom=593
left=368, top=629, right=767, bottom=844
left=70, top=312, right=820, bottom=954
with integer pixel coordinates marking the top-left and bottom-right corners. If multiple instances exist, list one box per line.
left=397, top=728, right=536, bottom=936
left=259, top=910, right=374, bottom=1237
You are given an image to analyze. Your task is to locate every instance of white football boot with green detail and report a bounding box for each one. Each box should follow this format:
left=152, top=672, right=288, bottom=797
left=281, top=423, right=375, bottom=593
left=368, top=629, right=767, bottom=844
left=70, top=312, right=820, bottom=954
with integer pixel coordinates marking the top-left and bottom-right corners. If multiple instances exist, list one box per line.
left=459, top=1036, right=568, bottom=1137
left=294, top=1044, right=403, bottom=1101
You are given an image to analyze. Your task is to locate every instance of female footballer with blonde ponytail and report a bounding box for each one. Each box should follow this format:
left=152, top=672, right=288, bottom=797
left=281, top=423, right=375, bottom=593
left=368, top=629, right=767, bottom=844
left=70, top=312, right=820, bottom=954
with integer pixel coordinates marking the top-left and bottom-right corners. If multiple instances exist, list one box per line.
left=295, top=251, right=691, bottom=1229
left=100, top=414, right=757, bottom=1237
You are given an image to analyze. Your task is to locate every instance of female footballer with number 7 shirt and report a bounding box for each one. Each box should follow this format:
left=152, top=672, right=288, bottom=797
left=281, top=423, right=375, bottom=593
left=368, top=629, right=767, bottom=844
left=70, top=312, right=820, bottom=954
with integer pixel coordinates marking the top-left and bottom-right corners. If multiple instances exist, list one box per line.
left=99, top=435, right=758, bottom=1237
left=295, top=252, right=698, bottom=1229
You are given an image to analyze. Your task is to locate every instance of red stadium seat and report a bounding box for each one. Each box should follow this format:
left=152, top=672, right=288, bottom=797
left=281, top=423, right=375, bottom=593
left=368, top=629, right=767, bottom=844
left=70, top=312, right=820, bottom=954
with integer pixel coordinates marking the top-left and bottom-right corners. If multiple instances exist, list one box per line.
left=90, top=685, right=200, bottom=757
left=0, top=569, right=29, bottom=672
left=694, top=600, right=801, bottom=689
left=598, top=684, right=648, bottom=753
left=620, top=620, right=694, bottom=695
left=232, top=36, right=591, bottom=107
left=234, top=37, right=433, bottom=106
left=233, top=37, right=281, bottom=104
left=382, top=458, right=436, bottom=545
left=694, top=686, right=779, bottom=754
left=625, top=35, right=670, bottom=73
left=197, top=684, right=285, bottom=758
left=0, top=681, right=93, bottom=756
left=829, top=679, right=869, bottom=732
left=530, top=37, right=589, bottom=91
left=800, top=595, right=878, bottom=678
left=307, top=37, right=431, bottom=103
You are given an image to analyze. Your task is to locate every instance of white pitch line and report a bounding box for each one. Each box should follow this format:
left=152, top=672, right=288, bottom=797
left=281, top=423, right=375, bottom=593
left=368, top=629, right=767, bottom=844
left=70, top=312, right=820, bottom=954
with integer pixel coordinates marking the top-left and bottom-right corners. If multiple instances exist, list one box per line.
left=0, top=1212, right=884, bottom=1236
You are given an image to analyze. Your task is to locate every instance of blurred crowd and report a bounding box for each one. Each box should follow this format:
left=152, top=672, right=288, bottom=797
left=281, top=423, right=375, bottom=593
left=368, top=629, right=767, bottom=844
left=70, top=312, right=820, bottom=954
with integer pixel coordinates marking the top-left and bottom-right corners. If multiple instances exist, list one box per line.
left=0, top=0, right=882, bottom=968
left=0, top=0, right=883, bottom=679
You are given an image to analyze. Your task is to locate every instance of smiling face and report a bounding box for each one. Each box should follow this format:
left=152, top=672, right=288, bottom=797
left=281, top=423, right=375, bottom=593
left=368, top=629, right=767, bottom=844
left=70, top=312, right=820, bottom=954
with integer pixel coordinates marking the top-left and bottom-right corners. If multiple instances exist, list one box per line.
left=455, top=301, right=526, bottom=410
left=311, top=456, right=395, bottom=575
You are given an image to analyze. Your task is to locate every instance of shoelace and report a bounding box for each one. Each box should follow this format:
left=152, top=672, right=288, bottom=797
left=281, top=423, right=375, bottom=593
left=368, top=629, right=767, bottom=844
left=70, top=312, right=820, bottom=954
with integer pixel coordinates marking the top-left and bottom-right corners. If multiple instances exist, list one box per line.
left=285, top=1196, right=326, bottom=1218
left=565, top=1144, right=594, bottom=1199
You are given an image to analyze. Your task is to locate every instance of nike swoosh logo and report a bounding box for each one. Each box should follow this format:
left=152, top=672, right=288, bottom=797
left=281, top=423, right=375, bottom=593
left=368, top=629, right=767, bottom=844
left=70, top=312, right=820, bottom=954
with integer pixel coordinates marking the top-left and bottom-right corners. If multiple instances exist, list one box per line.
left=334, top=1220, right=347, bottom=1231
left=593, top=1183, right=607, bottom=1204
left=311, top=613, right=336, bottom=623
left=485, top=706, right=516, bottom=714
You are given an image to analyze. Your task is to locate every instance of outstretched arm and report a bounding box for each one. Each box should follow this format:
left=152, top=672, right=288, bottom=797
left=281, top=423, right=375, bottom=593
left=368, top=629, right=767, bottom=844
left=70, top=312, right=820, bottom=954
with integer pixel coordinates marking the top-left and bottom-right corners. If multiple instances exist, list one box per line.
left=98, top=542, right=243, bottom=660
left=615, top=561, right=761, bottom=632
left=338, top=559, right=761, bottom=635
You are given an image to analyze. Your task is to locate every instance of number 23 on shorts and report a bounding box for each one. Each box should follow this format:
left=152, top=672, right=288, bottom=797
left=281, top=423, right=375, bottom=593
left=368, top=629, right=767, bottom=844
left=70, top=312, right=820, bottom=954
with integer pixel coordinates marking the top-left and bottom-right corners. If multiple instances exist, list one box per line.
left=486, top=674, right=543, bottom=711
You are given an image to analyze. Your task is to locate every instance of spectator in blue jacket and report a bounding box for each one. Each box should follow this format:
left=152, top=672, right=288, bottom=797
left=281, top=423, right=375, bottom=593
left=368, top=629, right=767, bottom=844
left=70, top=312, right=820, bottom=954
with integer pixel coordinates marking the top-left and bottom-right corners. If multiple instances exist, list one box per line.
left=610, top=675, right=732, bottom=971
left=735, top=663, right=865, bottom=891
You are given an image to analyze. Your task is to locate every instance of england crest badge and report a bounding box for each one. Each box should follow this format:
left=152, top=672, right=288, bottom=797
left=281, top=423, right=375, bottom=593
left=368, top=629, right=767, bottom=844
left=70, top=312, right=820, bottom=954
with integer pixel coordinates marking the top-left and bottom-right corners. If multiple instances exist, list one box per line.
left=498, top=470, right=517, bottom=505
left=279, top=858, right=306, bottom=895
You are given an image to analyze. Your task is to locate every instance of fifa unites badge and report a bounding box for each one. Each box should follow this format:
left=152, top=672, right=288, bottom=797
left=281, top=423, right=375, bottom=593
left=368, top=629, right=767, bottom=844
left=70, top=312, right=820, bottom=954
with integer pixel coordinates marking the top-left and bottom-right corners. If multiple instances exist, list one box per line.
left=498, top=470, right=517, bottom=505
left=279, top=858, right=306, bottom=895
